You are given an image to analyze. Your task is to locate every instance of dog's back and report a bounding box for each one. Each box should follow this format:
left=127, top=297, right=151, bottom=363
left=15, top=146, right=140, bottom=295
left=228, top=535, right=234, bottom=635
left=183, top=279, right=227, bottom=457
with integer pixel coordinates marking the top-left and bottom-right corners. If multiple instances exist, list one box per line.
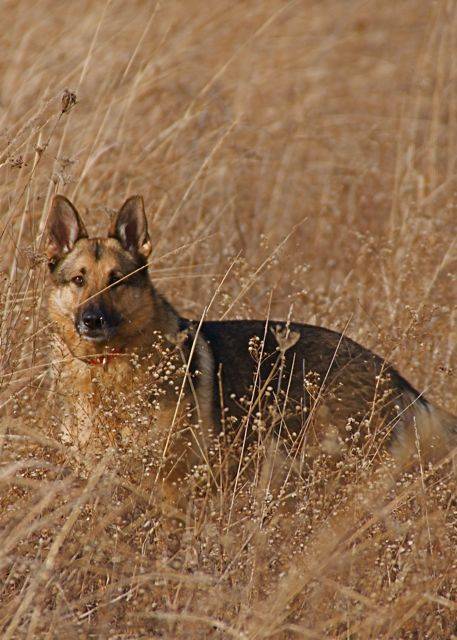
left=197, top=319, right=456, bottom=462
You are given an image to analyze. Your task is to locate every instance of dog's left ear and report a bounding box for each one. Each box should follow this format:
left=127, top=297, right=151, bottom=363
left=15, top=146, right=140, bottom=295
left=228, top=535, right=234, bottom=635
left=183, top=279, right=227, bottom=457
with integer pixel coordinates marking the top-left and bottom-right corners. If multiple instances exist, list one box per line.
left=109, top=195, right=152, bottom=259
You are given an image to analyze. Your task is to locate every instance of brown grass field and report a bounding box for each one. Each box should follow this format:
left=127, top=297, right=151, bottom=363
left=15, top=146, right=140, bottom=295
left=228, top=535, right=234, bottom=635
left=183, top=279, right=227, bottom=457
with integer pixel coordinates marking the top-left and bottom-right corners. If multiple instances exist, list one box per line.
left=0, top=0, right=456, bottom=638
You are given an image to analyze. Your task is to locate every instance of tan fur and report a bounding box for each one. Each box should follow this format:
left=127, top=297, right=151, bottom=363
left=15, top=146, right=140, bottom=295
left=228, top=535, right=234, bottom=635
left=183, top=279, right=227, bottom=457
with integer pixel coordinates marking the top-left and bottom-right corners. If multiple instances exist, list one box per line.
left=46, top=197, right=214, bottom=502
left=391, top=390, right=457, bottom=464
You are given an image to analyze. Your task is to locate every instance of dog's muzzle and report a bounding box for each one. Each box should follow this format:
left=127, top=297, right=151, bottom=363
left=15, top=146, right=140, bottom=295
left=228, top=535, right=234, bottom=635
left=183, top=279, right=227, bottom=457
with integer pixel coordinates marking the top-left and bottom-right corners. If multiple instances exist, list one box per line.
left=76, top=306, right=122, bottom=342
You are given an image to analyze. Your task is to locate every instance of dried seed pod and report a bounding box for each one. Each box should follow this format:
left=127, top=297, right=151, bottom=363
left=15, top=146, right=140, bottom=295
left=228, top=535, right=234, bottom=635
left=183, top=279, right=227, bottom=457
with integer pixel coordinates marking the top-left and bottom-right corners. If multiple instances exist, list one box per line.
left=61, top=89, right=77, bottom=114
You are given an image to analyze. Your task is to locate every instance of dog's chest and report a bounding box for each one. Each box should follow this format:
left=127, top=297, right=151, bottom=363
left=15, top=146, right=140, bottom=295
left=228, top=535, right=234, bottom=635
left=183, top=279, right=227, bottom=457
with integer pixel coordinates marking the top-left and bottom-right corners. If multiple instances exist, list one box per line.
left=53, top=348, right=191, bottom=456
left=55, top=356, right=134, bottom=449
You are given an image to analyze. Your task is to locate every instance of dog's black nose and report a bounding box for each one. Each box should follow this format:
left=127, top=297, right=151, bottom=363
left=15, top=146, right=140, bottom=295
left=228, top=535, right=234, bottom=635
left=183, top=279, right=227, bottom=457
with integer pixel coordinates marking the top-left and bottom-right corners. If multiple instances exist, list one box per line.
left=77, top=304, right=122, bottom=341
left=81, top=310, right=104, bottom=331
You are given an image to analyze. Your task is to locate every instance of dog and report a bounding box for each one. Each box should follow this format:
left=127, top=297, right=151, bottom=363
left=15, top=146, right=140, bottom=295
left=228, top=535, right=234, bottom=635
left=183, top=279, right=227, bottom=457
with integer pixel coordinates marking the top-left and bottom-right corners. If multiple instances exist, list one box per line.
left=46, top=194, right=456, bottom=498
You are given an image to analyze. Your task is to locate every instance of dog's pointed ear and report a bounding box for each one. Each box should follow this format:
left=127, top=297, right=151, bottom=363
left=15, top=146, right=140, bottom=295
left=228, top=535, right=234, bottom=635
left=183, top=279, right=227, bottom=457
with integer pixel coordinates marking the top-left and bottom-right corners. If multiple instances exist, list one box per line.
left=109, top=195, right=152, bottom=259
left=47, top=195, right=88, bottom=268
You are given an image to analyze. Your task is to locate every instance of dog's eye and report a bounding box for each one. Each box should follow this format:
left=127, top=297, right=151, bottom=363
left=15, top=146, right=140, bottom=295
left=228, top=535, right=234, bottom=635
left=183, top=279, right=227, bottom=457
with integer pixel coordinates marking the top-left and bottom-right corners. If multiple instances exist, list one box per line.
left=71, top=275, right=85, bottom=287
left=109, top=272, right=124, bottom=288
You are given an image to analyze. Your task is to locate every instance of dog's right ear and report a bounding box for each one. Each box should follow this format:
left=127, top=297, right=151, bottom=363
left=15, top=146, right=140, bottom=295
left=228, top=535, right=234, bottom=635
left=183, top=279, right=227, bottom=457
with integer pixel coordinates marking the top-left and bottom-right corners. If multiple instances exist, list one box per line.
left=47, top=195, right=88, bottom=269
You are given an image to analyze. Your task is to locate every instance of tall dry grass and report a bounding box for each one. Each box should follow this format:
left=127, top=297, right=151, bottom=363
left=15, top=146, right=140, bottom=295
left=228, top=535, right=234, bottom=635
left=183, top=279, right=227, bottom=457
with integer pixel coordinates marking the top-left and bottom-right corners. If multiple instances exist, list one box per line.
left=0, top=0, right=456, bottom=638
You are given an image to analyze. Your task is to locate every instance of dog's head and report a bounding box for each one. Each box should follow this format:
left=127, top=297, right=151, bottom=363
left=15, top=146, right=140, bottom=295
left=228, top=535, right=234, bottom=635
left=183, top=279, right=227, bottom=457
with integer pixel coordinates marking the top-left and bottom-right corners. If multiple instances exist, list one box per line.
left=47, top=194, right=154, bottom=358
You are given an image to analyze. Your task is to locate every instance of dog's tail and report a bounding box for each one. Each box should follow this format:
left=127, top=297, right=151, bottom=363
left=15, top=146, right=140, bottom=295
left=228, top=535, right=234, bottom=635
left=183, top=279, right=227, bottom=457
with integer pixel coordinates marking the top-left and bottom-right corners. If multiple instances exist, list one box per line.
left=393, top=390, right=457, bottom=462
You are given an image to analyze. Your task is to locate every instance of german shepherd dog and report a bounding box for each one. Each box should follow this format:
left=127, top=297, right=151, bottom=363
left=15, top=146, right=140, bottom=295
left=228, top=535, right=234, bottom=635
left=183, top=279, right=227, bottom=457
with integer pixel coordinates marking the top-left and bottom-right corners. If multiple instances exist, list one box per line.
left=47, top=195, right=456, bottom=500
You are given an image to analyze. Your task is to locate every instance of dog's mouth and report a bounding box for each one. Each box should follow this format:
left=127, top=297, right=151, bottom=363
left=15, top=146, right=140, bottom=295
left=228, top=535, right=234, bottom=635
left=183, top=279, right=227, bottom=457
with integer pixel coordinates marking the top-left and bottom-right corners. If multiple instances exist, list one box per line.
left=79, top=332, right=112, bottom=343
left=75, top=322, right=120, bottom=344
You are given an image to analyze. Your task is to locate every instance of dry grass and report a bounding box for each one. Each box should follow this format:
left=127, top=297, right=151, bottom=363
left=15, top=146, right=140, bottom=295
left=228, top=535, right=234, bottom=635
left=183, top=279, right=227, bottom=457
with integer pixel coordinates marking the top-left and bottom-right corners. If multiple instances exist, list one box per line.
left=0, top=0, right=456, bottom=638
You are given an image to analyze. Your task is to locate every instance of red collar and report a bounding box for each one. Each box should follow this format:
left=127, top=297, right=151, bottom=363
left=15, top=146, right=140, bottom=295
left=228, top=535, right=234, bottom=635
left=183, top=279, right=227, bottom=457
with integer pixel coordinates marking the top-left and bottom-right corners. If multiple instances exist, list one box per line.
left=85, top=348, right=124, bottom=368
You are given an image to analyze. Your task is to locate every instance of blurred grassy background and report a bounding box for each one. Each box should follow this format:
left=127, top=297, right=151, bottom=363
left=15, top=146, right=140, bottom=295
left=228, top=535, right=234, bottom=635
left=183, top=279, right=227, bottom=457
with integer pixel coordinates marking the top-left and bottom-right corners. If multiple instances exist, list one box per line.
left=0, top=1, right=456, bottom=638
